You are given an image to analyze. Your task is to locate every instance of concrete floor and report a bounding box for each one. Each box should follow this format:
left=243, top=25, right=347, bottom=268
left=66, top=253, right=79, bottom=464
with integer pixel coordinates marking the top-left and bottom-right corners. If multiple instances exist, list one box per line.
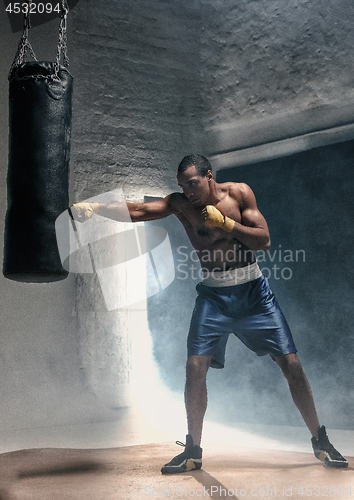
left=0, top=404, right=352, bottom=500
left=0, top=443, right=352, bottom=500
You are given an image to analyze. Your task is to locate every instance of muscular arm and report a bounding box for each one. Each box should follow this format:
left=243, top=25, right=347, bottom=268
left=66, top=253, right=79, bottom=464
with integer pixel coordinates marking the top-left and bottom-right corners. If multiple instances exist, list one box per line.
left=229, top=183, right=271, bottom=251
left=73, top=193, right=180, bottom=223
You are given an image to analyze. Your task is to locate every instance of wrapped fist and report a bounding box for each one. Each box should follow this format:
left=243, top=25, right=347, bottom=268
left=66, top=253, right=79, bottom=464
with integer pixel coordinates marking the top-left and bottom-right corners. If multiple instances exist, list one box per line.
left=69, top=202, right=100, bottom=222
left=202, top=205, right=235, bottom=233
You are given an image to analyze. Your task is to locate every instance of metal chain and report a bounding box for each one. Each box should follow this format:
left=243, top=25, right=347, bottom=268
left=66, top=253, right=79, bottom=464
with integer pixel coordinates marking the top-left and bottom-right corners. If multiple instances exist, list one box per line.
left=54, top=0, right=70, bottom=75
left=9, top=0, right=70, bottom=82
left=8, top=26, right=38, bottom=78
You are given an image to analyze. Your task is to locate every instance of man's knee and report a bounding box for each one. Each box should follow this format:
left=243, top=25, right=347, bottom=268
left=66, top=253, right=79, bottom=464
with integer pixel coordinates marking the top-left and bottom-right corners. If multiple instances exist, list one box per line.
left=186, top=355, right=212, bottom=382
left=274, top=353, right=306, bottom=383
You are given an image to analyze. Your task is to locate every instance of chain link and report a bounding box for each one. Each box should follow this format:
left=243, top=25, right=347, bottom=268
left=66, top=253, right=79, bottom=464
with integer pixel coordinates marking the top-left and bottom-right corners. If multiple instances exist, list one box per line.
left=8, top=27, right=37, bottom=79
left=9, top=0, right=70, bottom=82
left=54, top=0, right=70, bottom=77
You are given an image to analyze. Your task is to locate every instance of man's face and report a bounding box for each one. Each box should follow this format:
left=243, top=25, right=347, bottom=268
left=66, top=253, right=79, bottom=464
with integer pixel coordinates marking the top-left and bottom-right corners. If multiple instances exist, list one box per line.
left=177, top=165, right=212, bottom=207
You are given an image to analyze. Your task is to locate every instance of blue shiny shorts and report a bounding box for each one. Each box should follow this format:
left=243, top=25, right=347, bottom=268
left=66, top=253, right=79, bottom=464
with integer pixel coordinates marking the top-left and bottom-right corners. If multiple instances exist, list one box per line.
left=187, top=274, right=297, bottom=368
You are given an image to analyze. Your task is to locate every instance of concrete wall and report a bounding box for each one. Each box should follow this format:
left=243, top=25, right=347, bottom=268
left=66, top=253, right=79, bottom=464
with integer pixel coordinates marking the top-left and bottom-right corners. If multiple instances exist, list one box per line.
left=0, top=0, right=353, bottom=440
left=200, top=0, right=354, bottom=134
left=70, top=0, right=204, bottom=201
left=0, top=0, right=204, bottom=435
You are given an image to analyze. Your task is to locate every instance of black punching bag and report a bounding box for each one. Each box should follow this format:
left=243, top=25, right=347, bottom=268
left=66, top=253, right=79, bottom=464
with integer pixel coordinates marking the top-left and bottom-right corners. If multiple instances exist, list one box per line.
left=3, top=3, right=72, bottom=283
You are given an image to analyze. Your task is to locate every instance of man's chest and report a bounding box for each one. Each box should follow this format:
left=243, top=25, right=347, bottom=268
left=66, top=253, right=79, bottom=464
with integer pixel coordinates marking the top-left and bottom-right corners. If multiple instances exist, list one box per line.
left=176, top=202, right=242, bottom=247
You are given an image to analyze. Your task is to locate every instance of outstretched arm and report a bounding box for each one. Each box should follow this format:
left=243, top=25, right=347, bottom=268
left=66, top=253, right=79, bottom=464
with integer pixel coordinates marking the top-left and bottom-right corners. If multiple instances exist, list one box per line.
left=203, top=183, right=270, bottom=251
left=70, top=194, right=179, bottom=223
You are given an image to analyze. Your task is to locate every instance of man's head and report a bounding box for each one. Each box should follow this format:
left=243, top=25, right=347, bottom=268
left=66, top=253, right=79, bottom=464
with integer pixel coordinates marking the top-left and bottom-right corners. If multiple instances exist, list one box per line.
left=177, top=154, right=212, bottom=177
left=177, top=154, right=214, bottom=207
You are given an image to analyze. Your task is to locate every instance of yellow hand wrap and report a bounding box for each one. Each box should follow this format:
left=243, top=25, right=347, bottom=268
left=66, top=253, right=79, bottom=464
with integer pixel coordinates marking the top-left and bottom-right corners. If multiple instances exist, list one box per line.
left=69, top=202, right=100, bottom=221
left=203, top=205, right=235, bottom=233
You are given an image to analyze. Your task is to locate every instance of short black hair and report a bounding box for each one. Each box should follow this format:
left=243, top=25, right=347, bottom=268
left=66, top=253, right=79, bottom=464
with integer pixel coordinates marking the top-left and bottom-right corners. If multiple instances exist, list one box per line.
left=177, top=154, right=212, bottom=177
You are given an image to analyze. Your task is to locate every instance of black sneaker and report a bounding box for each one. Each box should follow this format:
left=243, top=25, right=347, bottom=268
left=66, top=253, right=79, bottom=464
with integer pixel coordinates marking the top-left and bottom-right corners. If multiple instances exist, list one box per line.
left=311, top=426, right=348, bottom=468
left=161, top=435, right=202, bottom=474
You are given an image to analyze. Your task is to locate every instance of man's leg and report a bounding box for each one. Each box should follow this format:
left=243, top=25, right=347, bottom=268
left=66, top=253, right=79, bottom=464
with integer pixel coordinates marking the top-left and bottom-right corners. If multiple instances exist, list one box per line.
left=185, top=354, right=212, bottom=446
left=161, top=354, right=211, bottom=474
left=274, top=352, right=320, bottom=438
left=274, top=352, right=348, bottom=467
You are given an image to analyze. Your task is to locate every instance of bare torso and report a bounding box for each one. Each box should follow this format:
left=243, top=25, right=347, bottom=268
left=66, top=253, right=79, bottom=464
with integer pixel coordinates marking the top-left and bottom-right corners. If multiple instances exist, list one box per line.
left=171, top=182, right=256, bottom=271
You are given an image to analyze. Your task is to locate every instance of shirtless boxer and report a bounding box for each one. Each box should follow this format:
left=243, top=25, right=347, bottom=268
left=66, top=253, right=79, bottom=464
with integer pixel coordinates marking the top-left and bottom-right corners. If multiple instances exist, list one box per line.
left=70, top=154, right=348, bottom=470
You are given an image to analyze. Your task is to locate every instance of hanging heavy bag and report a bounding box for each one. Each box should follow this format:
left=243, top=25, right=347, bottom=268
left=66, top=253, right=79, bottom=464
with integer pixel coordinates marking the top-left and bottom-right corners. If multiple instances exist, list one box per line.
left=3, top=1, right=73, bottom=283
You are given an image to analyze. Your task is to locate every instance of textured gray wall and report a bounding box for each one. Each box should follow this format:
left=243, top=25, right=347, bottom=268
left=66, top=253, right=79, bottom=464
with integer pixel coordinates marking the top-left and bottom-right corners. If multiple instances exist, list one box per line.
left=70, top=0, right=204, bottom=201
left=200, top=0, right=354, bottom=131
left=1, top=0, right=354, bottom=438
